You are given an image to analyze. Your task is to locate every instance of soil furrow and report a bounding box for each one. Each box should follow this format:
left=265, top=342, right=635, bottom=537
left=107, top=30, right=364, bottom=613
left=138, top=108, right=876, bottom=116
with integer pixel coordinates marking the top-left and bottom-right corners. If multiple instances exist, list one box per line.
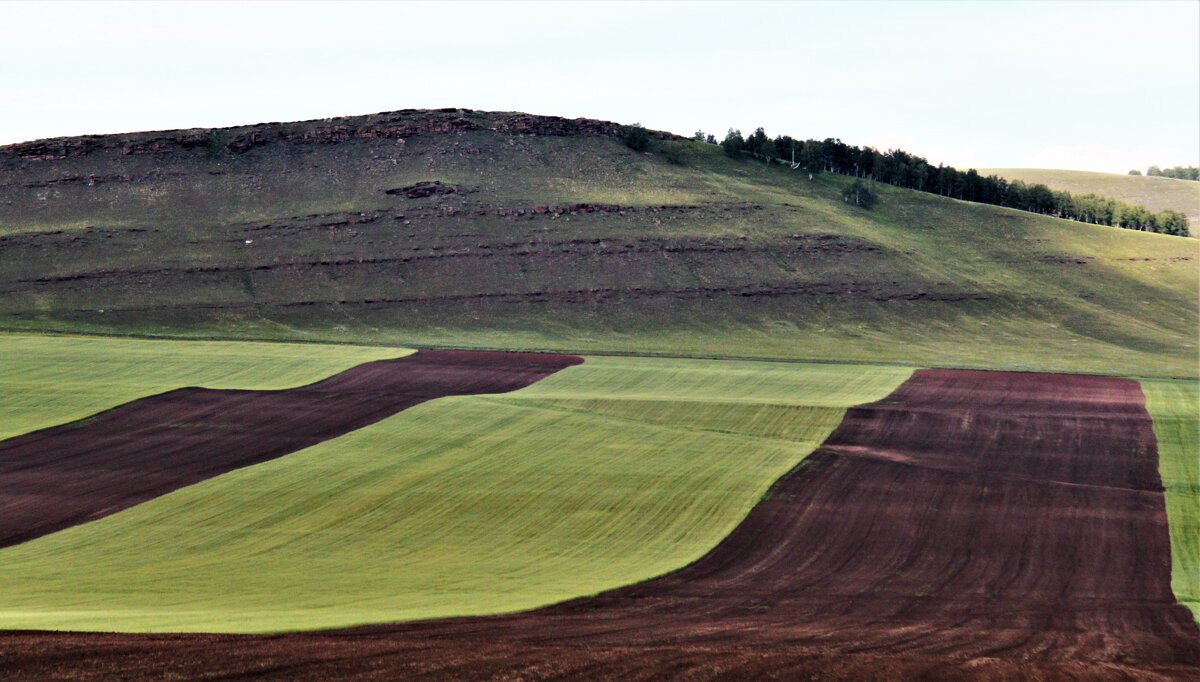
left=1, top=368, right=1197, bottom=680
left=0, top=350, right=581, bottom=550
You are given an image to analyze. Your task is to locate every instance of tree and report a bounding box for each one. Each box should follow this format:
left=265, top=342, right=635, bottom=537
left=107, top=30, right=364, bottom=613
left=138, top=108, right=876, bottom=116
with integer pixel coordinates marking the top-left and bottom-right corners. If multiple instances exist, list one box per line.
left=1128, top=169, right=1142, bottom=175
left=858, top=147, right=876, bottom=179
left=843, top=179, right=877, bottom=208
left=692, top=130, right=706, bottom=142
left=757, top=136, right=777, bottom=164
left=204, top=129, right=227, bottom=159
left=708, top=120, right=1189, bottom=236
left=1155, top=165, right=1200, bottom=181
left=800, top=140, right=823, bottom=178
left=744, top=127, right=774, bottom=162
left=1155, top=210, right=1190, bottom=236
left=624, top=124, right=650, bottom=152
left=775, top=135, right=800, bottom=166
left=721, top=129, right=744, bottom=158
left=705, top=133, right=716, bottom=144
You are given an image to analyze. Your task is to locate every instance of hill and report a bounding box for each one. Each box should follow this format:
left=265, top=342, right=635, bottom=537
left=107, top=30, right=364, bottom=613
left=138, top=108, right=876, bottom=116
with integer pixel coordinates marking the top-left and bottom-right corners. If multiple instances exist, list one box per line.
left=1, top=109, right=1197, bottom=377
left=980, top=168, right=1200, bottom=223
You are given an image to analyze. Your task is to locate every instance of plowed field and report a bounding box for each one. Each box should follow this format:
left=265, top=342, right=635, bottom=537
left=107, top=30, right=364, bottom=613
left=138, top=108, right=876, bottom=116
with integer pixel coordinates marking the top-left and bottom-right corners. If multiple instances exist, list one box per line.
left=2, top=368, right=1196, bottom=680
left=0, top=350, right=580, bottom=549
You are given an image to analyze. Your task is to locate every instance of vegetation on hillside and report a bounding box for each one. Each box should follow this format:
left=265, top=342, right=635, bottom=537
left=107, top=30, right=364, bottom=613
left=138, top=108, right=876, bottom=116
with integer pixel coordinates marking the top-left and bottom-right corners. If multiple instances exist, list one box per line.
left=1146, top=165, right=1199, bottom=181
left=710, top=128, right=1189, bottom=235
left=0, top=110, right=1196, bottom=377
left=981, top=168, right=1200, bottom=221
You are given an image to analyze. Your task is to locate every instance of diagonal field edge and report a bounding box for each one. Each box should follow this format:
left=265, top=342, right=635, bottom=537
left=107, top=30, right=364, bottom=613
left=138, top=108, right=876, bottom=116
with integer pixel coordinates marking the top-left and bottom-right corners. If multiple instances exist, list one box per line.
left=0, top=368, right=1198, bottom=680
left=0, top=349, right=582, bottom=550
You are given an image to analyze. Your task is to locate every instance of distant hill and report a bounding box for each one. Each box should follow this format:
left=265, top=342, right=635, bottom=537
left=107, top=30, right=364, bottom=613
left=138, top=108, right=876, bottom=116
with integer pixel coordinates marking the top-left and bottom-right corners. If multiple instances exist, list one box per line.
left=0, top=109, right=1197, bottom=376
left=980, top=168, right=1200, bottom=222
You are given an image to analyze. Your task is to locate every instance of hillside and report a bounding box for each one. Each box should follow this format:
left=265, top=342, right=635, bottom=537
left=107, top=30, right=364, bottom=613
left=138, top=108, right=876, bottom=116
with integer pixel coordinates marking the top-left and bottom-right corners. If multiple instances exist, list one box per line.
left=980, top=168, right=1200, bottom=222
left=1, top=109, right=1197, bottom=377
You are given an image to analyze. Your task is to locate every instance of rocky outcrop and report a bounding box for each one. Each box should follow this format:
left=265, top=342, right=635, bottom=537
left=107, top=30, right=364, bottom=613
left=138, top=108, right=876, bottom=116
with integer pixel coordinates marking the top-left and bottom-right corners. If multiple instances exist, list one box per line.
left=492, top=115, right=682, bottom=140
left=0, top=109, right=680, bottom=164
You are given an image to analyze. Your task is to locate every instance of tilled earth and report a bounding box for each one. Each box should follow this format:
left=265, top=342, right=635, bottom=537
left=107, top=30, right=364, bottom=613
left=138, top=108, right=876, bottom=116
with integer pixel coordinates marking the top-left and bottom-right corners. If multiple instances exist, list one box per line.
left=0, top=349, right=582, bottom=549
left=1, top=369, right=1198, bottom=680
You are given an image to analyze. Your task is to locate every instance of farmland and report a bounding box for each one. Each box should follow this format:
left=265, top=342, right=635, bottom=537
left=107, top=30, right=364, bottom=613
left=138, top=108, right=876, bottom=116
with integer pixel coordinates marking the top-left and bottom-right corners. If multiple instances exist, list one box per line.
left=0, top=333, right=406, bottom=440
left=1, top=366, right=1196, bottom=680
left=0, top=354, right=911, bottom=633
left=1144, top=378, right=1200, bottom=622
left=0, top=348, right=580, bottom=550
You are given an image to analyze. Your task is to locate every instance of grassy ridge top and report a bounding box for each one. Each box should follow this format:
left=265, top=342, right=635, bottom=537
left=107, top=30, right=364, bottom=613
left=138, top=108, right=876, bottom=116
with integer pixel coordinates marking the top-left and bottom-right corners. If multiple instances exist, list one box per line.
left=980, top=168, right=1200, bottom=222
left=0, top=354, right=911, bottom=633
left=0, top=109, right=1196, bottom=376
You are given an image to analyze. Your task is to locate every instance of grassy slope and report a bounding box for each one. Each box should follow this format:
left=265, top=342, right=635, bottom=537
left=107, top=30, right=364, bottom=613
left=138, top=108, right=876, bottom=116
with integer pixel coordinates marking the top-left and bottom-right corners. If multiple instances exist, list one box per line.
left=980, top=168, right=1200, bottom=221
left=1141, top=378, right=1200, bottom=623
left=0, top=113, right=1196, bottom=378
left=0, top=356, right=911, bottom=633
left=0, top=333, right=407, bottom=440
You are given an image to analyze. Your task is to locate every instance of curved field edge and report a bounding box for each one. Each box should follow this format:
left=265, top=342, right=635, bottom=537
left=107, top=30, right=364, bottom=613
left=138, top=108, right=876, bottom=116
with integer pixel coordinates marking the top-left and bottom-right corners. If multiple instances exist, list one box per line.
left=1142, top=378, right=1200, bottom=623
left=0, top=333, right=410, bottom=441
left=0, top=356, right=912, bottom=633
left=0, top=350, right=578, bottom=551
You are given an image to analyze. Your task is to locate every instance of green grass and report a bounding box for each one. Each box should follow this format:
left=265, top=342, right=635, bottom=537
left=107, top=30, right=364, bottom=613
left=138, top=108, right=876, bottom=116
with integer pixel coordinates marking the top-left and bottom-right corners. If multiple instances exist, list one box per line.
left=980, top=168, right=1200, bottom=221
left=1141, top=378, right=1200, bottom=623
left=0, top=355, right=912, bottom=633
left=0, top=333, right=408, bottom=440
left=0, top=112, right=1195, bottom=378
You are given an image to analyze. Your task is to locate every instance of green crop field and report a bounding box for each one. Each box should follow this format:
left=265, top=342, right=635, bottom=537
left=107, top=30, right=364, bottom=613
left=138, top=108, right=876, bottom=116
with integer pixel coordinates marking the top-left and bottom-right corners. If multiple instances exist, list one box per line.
left=0, top=333, right=407, bottom=440
left=1142, top=378, right=1200, bottom=623
left=1, top=112, right=1197, bottom=378
left=0, top=354, right=912, bottom=633
left=980, top=168, right=1200, bottom=222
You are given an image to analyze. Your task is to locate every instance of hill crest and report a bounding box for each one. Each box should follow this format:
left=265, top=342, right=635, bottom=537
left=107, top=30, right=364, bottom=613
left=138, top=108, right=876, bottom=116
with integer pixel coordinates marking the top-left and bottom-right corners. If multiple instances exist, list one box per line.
left=0, top=108, right=1195, bottom=377
left=0, top=109, right=680, bottom=164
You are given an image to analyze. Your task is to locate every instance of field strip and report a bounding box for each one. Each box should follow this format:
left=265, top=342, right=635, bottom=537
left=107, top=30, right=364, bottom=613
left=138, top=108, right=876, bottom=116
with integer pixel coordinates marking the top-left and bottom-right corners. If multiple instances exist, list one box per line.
left=2, top=367, right=1195, bottom=680
left=0, top=333, right=411, bottom=441
left=0, top=356, right=910, bottom=634
left=0, top=350, right=580, bottom=549
left=1142, top=378, right=1200, bottom=624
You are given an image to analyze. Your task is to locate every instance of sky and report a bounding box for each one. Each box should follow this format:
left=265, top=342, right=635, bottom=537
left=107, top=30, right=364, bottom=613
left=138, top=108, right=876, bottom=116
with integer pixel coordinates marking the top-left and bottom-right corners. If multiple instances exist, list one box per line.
left=2, top=0, right=1197, bottom=173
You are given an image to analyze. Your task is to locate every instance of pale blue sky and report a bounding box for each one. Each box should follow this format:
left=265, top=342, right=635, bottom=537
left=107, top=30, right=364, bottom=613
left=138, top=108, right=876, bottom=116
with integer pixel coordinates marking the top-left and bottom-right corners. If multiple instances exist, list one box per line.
left=3, top=0, right=1197, bottom=172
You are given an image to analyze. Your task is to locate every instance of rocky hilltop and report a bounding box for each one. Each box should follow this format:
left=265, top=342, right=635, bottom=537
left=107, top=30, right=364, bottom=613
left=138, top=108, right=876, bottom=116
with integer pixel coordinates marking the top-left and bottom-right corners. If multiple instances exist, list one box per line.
left=0, top=109, right=680, bottom=165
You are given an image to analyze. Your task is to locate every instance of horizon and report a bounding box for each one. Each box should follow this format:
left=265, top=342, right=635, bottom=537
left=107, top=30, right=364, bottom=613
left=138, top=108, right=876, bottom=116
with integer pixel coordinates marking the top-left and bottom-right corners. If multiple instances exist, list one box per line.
left=3, top=0, right=1198, bottom=173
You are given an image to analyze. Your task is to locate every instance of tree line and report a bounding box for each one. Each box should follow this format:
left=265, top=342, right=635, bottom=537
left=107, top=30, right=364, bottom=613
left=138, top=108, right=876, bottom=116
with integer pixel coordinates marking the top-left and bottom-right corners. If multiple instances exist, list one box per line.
left=1131, top=165, right=1199, bottom=181
left=700, top=127, right=1190, bottom=237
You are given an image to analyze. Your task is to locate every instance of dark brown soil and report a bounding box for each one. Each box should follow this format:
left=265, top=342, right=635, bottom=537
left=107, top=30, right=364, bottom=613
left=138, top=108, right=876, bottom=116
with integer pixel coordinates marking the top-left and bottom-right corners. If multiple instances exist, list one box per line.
left=385, top=181, right=459, bottom=198
left=0, top=350, right=581, bottom=550
left=1, top=369, right=1197, bottom=680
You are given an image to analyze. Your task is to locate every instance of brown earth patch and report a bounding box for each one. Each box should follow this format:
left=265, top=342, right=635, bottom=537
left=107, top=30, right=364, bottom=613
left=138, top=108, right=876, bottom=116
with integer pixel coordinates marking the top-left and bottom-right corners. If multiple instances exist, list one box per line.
left=385, top=181, right=459, bottom=199
left=1, top=369, right=1197, bottom=680
left=0, top=350, right=581, bottom=550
